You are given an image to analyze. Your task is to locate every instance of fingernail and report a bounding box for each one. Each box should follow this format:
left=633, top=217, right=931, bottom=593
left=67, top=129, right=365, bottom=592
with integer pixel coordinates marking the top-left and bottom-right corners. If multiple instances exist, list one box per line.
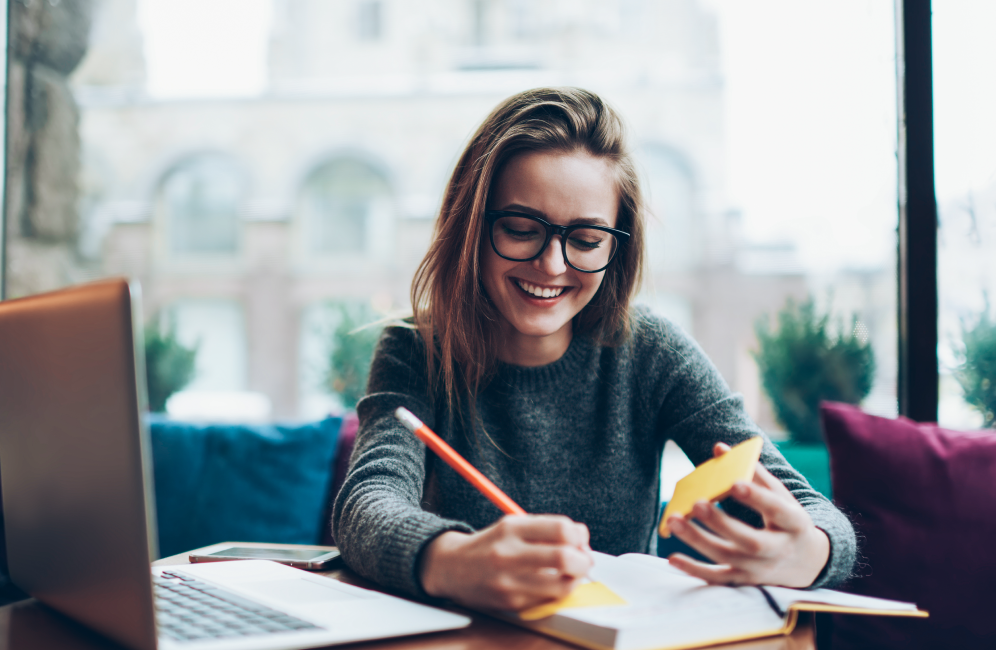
left=668, top=517, right=684, bottom=533
left=733, top=483, right=749, bottom=497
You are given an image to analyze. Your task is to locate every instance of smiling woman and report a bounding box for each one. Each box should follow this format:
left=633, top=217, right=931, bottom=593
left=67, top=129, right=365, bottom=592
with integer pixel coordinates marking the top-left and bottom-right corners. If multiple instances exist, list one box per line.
left=331, top=87, right=855, bottom=614
left=409, top=88, right=644, bottom=409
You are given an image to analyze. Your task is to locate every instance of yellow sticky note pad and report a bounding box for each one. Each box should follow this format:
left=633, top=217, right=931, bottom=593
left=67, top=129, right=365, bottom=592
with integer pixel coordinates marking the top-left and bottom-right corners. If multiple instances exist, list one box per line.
left=659, top=437, right=764, bottom=538
left=518, top=581, right=628, bottom=621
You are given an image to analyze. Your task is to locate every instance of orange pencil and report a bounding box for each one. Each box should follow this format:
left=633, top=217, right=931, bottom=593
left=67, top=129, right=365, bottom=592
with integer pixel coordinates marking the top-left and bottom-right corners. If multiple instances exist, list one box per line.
left=394, top=407, right=527, bottom=516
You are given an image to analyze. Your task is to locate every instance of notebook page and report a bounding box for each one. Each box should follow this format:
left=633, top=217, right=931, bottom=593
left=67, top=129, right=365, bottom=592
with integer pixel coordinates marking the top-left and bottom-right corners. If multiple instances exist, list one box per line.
left=762, top=585, right=921, bottom=614
left=553, top=553, right=785, bottom=650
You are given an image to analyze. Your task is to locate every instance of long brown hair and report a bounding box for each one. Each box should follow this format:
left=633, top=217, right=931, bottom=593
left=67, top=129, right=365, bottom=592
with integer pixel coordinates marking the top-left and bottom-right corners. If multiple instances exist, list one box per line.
left=411, top=87, right=645, bottom=422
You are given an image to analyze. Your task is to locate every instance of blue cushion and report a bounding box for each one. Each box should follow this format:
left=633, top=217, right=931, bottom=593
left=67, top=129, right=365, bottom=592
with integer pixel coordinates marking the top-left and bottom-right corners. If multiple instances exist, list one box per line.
left=149, top=416, right=341, bottom=558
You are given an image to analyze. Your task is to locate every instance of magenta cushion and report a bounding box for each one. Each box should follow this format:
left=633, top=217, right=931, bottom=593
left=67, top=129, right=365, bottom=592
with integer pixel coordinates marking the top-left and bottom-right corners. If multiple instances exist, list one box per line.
left=320, top=411, right=359, bottom=546
left=821, top=402, right=996, bottom=649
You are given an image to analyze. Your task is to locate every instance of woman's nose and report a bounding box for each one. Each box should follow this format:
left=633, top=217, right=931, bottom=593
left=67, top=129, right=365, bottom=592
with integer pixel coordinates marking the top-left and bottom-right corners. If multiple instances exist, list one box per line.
left=532, top=236, right=568, bottom=275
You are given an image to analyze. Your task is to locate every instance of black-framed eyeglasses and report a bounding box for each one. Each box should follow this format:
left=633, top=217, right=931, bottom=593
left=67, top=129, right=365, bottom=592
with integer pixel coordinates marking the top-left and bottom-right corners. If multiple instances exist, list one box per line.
left=484, top=211, right=629, bottom=273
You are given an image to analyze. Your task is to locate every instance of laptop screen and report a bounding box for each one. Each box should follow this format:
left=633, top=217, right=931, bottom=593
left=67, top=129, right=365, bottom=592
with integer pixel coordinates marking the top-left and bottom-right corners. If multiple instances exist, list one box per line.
left=0, top=279, right=159, bottom=650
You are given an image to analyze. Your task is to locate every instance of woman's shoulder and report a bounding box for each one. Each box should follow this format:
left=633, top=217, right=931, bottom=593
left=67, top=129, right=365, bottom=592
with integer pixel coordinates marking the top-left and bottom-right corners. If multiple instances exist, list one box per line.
left=372, top=317, right=427, bottom=360
left=366, top=318, right=433, bottom=398
left=377, top=316, right=418, bottom=341
left=627, top=304, right=690, bottom=351
left=628, top=304, right=665, bottom=334
left=620, top=304, right=714, bottom=371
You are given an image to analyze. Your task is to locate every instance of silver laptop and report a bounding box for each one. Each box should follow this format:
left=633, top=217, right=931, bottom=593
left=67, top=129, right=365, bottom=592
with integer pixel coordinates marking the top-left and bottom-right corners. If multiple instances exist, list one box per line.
left=0, top=278, right=469, bottom=650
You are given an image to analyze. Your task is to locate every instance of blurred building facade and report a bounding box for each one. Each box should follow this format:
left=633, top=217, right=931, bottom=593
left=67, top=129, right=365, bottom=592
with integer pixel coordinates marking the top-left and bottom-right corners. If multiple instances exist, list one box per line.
left=68, top=0, right=829, bottom=422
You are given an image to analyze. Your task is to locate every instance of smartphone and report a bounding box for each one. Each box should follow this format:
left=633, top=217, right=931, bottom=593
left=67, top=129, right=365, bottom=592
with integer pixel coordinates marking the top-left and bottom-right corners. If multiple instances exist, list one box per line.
left=188, top=546, right=342, bottom=570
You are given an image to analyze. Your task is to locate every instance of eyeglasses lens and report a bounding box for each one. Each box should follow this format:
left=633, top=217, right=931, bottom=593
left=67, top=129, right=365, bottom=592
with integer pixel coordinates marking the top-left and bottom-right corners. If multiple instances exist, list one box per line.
left=492, top=215, right=618, bottom=271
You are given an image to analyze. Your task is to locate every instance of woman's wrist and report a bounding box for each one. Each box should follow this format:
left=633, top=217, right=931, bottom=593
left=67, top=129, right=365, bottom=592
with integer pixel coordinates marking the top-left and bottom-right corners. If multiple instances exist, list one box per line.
left=801, top=526, right=831, bottom=587
left=418, top=531, right=466, bottom=598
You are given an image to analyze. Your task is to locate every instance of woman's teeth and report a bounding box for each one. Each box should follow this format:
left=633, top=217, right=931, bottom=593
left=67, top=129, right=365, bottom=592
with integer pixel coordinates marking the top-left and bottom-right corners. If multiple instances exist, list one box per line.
left=516, top=280, right=565, bottom=298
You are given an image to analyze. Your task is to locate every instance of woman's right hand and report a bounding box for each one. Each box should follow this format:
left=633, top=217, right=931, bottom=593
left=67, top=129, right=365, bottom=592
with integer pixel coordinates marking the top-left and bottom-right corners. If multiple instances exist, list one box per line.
left=418, top=515, right=593, bottom=611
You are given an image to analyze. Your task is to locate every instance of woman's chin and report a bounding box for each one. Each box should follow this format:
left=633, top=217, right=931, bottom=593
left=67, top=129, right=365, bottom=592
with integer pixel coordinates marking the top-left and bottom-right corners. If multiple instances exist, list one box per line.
left=503, top=316, right=574, bottom=342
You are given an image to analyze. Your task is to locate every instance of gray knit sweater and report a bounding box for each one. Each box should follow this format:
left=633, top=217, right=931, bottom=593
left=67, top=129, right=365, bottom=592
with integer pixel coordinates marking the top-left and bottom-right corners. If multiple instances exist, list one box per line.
left=331, top=307, right=856, bottom=598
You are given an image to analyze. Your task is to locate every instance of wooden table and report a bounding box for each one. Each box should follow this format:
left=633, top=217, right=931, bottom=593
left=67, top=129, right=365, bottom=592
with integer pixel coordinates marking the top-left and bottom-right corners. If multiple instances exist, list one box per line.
left=0, top=543, right=816, bottom=650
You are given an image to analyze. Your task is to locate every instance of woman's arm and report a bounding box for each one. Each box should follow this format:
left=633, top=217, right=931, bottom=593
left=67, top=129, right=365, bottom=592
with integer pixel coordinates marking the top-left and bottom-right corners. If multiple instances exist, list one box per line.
left=331, top=327, right=475, bottom=596
left=332, top=326, right=593, bottom=605
left=640, top=310, right=856, bottom=588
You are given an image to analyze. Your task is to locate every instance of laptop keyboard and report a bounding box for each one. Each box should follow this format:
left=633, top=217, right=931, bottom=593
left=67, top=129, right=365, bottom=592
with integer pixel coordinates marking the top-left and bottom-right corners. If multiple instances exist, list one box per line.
left=154, top=570, right=321, bottom=643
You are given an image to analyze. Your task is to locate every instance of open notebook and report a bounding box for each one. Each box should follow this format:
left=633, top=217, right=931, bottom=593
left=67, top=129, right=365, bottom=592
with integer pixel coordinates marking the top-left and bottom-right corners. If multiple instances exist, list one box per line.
left=498, top=552, right=925, bottom=650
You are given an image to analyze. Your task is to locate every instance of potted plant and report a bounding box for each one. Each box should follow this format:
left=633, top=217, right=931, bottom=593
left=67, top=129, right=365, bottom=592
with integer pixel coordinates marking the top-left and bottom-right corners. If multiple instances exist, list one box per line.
left=954, top=308, right=996, bottom=428
left=326, top=303, right=383, bottom=410
left=753, top=296, right=876, bottom=497
left=144, top=318, right=198, bottom=413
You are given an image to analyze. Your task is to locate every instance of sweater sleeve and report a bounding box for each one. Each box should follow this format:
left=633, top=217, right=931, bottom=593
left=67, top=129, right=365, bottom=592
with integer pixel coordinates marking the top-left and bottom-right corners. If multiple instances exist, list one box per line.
left=639, top=311, right=856, bottom=589
left=330, top=325, right=473, bottom=598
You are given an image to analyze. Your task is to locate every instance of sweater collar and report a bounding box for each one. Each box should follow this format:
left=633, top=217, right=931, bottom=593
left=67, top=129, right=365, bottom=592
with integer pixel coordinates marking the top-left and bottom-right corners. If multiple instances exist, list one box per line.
left=493, top=333, right=595, bottom=390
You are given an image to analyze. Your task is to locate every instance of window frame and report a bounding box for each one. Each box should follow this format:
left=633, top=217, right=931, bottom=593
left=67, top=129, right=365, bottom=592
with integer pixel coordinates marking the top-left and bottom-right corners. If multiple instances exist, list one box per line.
left=0, top=0, right=9, bottom=300
left=897, top=0, right=939, bottom=421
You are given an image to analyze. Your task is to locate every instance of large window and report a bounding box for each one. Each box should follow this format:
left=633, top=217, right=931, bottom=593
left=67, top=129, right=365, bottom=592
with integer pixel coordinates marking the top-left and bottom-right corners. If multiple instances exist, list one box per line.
left=934, top=1, right=996, bottom=428
left=3, top=0, right=979, bottom=429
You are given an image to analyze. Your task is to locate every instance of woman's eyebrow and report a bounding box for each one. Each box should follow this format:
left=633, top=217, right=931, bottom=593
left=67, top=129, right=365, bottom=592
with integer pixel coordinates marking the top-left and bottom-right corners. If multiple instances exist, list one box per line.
left=497, top=204, right=613, bottom=227
left=498, top=203, right=544, bottom=217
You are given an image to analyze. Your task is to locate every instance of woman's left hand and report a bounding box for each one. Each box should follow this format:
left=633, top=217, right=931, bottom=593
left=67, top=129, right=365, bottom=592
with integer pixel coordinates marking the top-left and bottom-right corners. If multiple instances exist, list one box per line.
left=665, top=442, right=830, bottom=588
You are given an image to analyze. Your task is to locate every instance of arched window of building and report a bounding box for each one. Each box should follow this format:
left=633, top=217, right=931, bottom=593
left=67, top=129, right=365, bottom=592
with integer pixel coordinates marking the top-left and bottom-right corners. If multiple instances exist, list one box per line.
left=298, top=159, right=392, bottom=256
left=636, top=145, right=699, bottom=337
left=638, top=145, right=697, bottom=275
left=161, top=156, right=243, bottom=255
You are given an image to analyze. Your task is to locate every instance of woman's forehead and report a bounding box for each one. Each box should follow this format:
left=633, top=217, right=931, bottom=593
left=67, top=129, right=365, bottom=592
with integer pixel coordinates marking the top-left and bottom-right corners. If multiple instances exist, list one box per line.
left=490, top=151, right=619, bottom=227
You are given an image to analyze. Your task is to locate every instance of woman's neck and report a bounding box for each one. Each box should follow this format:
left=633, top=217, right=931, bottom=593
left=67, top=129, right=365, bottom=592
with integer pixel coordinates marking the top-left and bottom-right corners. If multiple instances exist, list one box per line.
left=497, top=322, right=573, bottom=367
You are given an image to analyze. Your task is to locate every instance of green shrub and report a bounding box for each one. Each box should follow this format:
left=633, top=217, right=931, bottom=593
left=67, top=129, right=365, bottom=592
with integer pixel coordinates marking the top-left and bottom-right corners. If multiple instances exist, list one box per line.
left=144, top=318, right=198, bottom=412
left=326, top=303, right=383, bottom=409
left=753, top=297, right=876, bottom=444
left=955, top=309, right=996, bottom=428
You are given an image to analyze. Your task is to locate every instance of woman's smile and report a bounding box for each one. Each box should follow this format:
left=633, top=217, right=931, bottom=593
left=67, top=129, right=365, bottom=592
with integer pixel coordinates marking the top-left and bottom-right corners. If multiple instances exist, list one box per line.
left=513, top=278, right=571, bottom=300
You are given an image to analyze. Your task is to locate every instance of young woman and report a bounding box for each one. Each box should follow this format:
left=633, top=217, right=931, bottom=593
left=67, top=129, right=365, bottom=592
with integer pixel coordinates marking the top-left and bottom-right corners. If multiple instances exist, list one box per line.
left=331, top=88, right=856, bottom=612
